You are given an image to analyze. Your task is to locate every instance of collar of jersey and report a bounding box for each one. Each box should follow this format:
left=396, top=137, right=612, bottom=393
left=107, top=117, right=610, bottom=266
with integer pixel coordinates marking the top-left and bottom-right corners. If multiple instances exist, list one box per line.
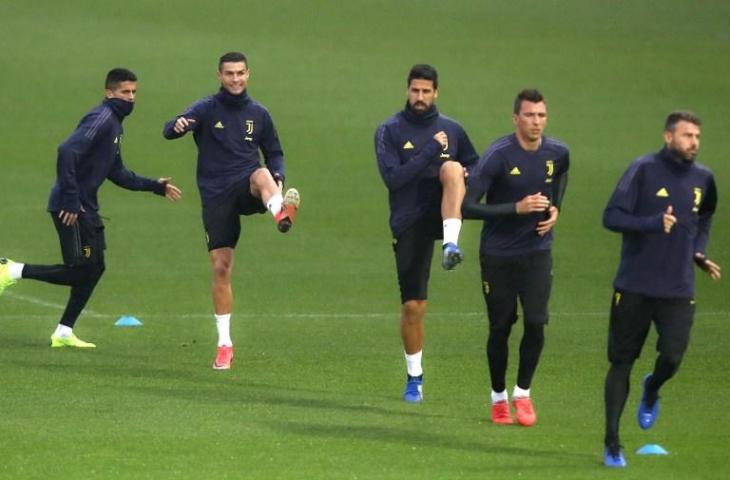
left=402, top=102, right=438, bottom=125
left=216, top=87, right=251, bottom=108
left=660, top=146, right=694, bottom=171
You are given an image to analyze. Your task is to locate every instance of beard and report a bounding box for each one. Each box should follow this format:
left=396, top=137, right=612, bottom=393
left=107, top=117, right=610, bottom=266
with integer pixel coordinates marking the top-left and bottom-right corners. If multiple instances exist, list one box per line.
left=670, top=144, right=697, bottom=161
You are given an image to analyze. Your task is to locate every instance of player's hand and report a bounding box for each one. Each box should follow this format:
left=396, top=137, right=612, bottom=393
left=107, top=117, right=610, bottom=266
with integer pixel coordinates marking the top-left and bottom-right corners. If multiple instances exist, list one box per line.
left=159, top=177, right=182, bottom=201
left=58, top=208, right=83, bottom=226
left=694, top=252, right=721, bottom=280
left=515, top=192, right=550, bottom=215
left=433, top=131, right=448, bottom=149
left=273, top=172, right=284, bottom=191
left=536, top=205, right=559, bottom=236
left=173, top=117, right=196, bottom=134
left=663, top=205, right=676, bottom=234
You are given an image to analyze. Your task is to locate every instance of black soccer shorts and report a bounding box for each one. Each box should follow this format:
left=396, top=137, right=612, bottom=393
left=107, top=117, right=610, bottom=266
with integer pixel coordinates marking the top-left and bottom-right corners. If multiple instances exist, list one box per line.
left=392, top=215, right=442, bottom=304
left=480, top=250, right=552, bottom=328
left=607, top=290, right=694, bottom=364
left=52, top=213, right=106, bottom=267
left=202, top=177, right=267, bottom=251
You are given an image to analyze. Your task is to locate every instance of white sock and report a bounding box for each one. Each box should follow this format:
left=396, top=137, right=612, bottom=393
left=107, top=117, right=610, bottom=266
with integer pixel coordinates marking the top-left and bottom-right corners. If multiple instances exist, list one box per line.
left=215, top=313, right=232, bottom=347
left=513, top=385, right=530, bottom=398
left=491, top=390, right=508, bottom=404
left=267, top=193, right=283, bottom=217
left=9, top=262, right=24, bottom=280
left=442, top=218, right=462, bottom=246
left=54, top=324, right=72, bottom=338
left=405, top=350, right=423, bottom=377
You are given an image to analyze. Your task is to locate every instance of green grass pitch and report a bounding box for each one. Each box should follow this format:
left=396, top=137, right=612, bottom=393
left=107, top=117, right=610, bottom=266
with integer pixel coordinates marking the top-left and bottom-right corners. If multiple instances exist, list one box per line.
left=1, top=1, right=728, bottom=478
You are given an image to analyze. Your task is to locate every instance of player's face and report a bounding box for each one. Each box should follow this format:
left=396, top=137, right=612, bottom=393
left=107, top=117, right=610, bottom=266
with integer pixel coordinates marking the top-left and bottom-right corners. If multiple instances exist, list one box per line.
left=664, top=120, right=701, bottom=161
left=105, top=81, right=137, bottom=102
left=218, top=61, right=249, bottom=95
left=407, top=79, right=438, bottom=112
left=513, top=100, right=547, bottom=143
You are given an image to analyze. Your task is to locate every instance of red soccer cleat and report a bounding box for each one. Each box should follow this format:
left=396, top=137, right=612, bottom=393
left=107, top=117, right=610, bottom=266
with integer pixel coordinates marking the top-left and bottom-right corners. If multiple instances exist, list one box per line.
left=213, top=345, right=234, bottom=370
left=513, top=397, right=537, bottom=426
left=275, top=188, right=300, bottom=233
left=491, top=400, right=514, bottom=425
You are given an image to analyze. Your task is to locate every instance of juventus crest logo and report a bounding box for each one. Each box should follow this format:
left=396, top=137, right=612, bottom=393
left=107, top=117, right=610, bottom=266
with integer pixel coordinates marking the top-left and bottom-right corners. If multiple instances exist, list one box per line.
left=245, top=120, right=254, bottom=135
left=693, top=187, right=702, bottom=212
left=546, top=160, right=554, bottom=177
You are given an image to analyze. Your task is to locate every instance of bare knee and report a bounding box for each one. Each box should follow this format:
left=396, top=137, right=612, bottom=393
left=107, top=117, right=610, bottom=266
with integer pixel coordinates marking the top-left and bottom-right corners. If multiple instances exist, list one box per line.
left=210, top=251, right=234, bottom=283
left=402, top=300, right=427, bottom=324
left=439, top=160, right=464, bottom=183
left=249, top=168, right=278, bottom=201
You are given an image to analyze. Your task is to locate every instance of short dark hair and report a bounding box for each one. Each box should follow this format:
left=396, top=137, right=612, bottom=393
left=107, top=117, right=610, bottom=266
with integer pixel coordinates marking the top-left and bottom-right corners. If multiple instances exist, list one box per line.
left=219, top=51, right=248, bottom=70
left=513, top=89, right=544, bottom=114
left=665, top=111, right=702, bottom=132
left=105, top=68, right=137, bottom=89
left=408, top=64, right=438, bottom=89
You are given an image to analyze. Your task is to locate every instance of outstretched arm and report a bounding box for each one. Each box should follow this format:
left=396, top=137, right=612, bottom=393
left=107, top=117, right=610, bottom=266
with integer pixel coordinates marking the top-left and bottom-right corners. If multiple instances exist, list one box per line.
left=163, top=98, right=208, bottom=139
left=163, top=117, right=197, bottom=139
left=107, top=153, right=181, bottom=200
left=157, top=177, right=183, bottom=201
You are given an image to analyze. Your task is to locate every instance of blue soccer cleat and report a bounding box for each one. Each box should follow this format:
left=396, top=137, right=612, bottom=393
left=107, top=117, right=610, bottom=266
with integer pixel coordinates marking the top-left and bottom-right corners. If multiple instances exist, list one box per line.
left=638, top=373, right=660, bottom=430
left=403, top=374, right=423, bottom=403
left=441, top=243, right=464, bottom=271
left=604, top=444, right=627, bottom=468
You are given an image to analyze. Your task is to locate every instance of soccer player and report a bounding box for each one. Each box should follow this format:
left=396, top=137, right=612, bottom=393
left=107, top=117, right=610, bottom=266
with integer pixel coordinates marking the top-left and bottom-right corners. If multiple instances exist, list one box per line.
left=375, top=64, right=478, bottom=403
left=462, top=89, right=569, bottom=426
left=601, top=111, right=720, bottom=468
left=163, top=51, right=300, bottom=371
left=0, top=68, right=182, bottom=347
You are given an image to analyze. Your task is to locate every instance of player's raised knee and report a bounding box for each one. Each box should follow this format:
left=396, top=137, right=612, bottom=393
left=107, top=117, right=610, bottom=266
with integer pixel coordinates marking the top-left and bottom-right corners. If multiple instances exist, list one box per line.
left=439, top=160, right=464, bottom=182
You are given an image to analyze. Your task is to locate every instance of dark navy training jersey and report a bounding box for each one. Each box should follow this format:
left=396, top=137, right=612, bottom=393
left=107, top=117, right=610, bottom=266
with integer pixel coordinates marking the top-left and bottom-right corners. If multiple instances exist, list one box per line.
left=163, top=89, right=284, bottom=207
left=603, top=148, right=717, bottom=298
left=48, top=98, right=165, bottom=219
left=466, top=134, right=569, bottom=256
left=375, top=105, right=478, bottom=236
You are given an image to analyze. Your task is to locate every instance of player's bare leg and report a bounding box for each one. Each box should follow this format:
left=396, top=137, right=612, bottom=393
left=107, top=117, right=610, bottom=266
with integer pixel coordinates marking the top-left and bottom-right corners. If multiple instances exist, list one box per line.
left=440, top=161, right=465, bottom=270
left=250, top=168, right=300, bottom=232
left=401, top=299, right=427, bottom=403
left=210, top=247, right=234, bottom=369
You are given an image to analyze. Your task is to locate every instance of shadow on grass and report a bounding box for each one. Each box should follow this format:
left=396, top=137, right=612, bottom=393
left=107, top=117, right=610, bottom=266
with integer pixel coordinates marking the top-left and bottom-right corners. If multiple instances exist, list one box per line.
left=6, top=353, right=450, bottom=421
left=265, top=419, right=596, bottom=463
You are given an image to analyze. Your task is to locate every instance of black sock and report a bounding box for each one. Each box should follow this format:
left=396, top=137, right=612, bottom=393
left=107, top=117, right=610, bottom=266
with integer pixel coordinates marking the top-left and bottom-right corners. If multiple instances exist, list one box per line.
left=604, top=362, right=633, bottom=446
left=516, top=323, right=545, bottom=389
left=487, top=324, right=512, bottom=393
left=645, top=354, right=682, bottom=406
left=59, top=283, right=100, bottom=328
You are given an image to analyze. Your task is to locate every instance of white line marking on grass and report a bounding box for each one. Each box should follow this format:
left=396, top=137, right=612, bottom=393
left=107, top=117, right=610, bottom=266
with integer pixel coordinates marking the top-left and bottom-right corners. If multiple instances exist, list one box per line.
left=2, top=310, right=726, bottom=321
left=4, top=291, right=104, bottom=317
